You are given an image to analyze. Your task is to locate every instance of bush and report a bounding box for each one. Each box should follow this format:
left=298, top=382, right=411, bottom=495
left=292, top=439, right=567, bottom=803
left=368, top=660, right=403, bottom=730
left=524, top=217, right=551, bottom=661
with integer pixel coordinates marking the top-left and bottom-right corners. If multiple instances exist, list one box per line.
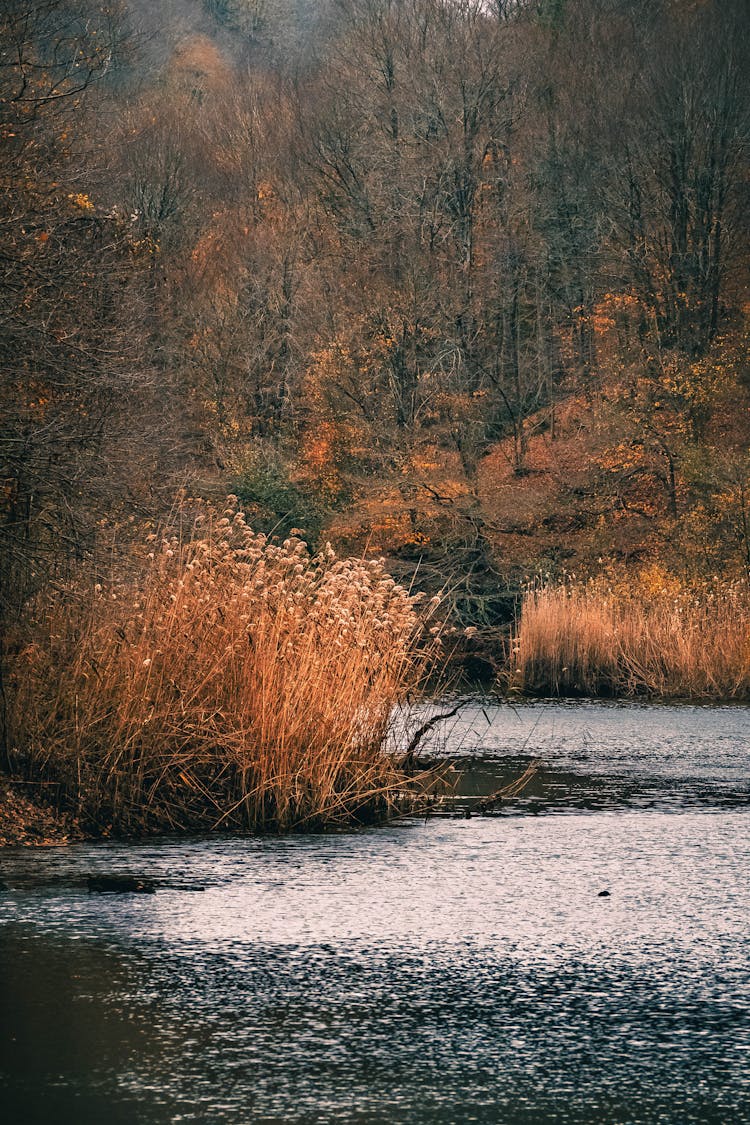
left=230, top=452, right=325, bottom=547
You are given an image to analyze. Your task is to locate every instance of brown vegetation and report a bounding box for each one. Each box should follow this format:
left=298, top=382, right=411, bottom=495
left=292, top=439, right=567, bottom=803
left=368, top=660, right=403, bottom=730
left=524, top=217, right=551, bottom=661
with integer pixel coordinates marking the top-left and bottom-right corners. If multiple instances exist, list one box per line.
left=6, top=501, right=441, bottom=835
left=510, top=573, right=750, bottom=700
left=2, top=1, right=750, bottom=826
left=0, top=777, right=80, bottom=847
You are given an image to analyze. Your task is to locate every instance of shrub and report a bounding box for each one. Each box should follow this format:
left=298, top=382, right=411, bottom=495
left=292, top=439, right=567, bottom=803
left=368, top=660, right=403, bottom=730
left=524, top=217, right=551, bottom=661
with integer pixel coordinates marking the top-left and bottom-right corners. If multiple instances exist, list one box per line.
left=230, top=451, right=325, bottom=547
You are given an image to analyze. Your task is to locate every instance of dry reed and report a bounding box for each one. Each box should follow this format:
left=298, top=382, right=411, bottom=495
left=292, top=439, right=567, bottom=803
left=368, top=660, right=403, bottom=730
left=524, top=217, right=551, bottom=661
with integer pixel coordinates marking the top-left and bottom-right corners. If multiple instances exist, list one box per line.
left=8, top=499, right=441, bottom=834
left=510, top=575, right=750, bottom=700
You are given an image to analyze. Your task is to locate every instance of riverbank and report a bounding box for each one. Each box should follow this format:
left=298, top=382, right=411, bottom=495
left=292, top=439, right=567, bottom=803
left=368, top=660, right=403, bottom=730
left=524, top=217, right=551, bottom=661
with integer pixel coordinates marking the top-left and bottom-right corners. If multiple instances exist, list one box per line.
left=508, top=575, right=750, bottom=700
left=4, top=500, right=441, bottom=839
left=397, top=560, right=750, bottom=701
left=3, top=692, right=748, bottom=847
left=494, top=576, right=746, bottom=697
left=4, top=508, right=748, bottom=847
left=0, top=777, right=82, bottom=848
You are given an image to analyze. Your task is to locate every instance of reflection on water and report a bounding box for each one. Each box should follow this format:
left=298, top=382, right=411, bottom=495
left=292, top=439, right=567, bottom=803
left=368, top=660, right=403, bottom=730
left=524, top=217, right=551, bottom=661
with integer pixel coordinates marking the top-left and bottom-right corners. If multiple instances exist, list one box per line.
left=403, top=697, right=750, bottom=814
left=1, top=701, right=749, bottom=1123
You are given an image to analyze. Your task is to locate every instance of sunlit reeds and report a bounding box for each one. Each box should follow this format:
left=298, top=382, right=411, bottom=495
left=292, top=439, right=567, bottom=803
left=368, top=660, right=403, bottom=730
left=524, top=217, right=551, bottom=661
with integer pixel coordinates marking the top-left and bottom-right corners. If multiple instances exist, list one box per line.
left=9, top=499, right=440, bottom=834
left=509, top=574, right=750, bottom=700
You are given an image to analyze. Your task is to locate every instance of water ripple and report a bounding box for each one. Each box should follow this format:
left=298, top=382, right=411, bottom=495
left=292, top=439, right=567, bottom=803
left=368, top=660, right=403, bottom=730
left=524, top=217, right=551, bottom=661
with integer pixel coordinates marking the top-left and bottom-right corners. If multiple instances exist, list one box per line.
left=1, top=702, right=749, bottom=1123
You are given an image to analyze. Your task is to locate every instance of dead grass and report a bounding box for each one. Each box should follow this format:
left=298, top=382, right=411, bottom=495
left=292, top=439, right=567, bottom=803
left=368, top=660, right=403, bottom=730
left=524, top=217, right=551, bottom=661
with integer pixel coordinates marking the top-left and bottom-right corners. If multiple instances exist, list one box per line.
left=509, top=574, right=750, bottom=700
left=7, top=499, right=441, bottom=835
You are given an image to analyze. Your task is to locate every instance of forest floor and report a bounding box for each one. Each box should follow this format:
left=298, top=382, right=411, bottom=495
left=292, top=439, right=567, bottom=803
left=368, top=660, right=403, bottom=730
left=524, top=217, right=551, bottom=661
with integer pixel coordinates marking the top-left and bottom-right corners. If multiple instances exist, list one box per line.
left=0, top=776, right=82, bottom=848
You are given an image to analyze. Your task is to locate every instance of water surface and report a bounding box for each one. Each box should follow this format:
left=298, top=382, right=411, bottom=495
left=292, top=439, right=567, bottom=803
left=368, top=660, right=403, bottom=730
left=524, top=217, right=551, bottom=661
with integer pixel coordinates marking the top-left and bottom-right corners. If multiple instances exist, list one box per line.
left=1, top=701, right=749, bottom=1123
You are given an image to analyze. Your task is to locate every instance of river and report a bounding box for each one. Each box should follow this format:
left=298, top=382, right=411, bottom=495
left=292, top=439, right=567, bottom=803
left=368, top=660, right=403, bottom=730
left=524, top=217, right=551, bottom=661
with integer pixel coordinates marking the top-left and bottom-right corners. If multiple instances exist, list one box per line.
left=1, top=701, right=749, bottom=1123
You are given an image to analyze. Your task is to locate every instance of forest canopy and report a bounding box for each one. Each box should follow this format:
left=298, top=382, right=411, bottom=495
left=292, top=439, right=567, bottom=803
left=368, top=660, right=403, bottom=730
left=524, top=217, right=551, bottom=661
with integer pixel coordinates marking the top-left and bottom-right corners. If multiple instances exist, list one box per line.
left=1, top=0, right=749, bottom=628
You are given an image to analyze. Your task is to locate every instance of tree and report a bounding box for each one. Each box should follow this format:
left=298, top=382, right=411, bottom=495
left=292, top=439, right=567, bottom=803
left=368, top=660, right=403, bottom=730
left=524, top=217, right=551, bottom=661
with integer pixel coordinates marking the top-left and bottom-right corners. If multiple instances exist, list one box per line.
left=593, top=0, right=749, bottom=356
left=0, top=1, right=158, bottom=618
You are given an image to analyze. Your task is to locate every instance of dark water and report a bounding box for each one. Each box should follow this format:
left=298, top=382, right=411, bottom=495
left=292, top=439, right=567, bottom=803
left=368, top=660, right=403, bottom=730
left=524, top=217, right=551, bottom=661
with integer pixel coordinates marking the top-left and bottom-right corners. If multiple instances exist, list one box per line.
left=1, top=701, right=749, bottom=1124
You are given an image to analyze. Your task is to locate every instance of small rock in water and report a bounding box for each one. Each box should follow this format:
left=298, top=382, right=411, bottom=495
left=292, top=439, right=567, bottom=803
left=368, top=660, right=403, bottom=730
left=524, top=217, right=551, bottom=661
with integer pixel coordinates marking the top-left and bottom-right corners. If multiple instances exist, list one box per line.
left=597, top=889, right=611, bottom=897
left=88, top=875, right=156, bottom=895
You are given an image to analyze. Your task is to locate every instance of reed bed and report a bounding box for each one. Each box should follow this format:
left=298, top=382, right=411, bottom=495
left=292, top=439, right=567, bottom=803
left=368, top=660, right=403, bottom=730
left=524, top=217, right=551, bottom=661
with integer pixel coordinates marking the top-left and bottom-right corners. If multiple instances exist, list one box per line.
left=510, top=576, right=750, bottom=700
left=8, top=499, right=441, bottom=835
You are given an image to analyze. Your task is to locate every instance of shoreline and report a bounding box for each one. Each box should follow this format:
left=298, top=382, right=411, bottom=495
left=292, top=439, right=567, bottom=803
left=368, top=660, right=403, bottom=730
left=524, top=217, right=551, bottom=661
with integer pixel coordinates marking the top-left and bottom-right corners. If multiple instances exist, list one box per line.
left=3, top=691, right=748, bottom=849
left=0, top=777, right=82, bottom=848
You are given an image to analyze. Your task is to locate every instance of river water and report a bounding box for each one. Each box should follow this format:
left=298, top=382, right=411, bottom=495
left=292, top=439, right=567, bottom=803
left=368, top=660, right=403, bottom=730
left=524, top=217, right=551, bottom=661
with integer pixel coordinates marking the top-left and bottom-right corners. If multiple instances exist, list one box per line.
left=1, top=701, right=749, bottom=1124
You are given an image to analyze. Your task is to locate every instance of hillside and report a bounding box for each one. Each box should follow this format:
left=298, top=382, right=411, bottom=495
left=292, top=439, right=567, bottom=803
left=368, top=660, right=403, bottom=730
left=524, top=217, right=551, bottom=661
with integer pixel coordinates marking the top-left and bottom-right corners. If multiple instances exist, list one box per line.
left=1, top=0, right=748, bottom=654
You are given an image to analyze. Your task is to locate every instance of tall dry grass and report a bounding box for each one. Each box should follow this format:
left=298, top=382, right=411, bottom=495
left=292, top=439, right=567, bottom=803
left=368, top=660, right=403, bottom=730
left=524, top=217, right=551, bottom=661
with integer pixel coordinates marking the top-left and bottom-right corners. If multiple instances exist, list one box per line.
left=8, top=499, right=440, bottom=834
left=510, top=574, right=750, bottom=699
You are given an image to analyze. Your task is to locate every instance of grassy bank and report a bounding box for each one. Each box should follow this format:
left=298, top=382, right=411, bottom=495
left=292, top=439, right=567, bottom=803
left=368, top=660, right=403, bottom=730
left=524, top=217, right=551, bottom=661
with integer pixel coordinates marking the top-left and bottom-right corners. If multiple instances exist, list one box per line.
left=5, top=500, right=441, bottom=836
left=509, top=572, right=750, bottom=700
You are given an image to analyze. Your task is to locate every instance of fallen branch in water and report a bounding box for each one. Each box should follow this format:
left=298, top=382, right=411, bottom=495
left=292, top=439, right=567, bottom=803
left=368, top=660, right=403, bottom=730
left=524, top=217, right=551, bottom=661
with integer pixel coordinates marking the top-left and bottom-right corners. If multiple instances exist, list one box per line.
left=401, top=701, right=466, bottom=769
left=469, top=759, right=542, bottom=814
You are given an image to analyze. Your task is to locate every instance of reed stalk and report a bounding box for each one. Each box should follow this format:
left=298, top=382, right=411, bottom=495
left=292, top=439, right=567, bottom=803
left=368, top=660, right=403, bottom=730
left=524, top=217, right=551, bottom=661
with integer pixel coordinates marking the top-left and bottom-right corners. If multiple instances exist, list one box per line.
left=510, top=575, right=750, bottom=700
left=8, top=499, right=441, bottom=834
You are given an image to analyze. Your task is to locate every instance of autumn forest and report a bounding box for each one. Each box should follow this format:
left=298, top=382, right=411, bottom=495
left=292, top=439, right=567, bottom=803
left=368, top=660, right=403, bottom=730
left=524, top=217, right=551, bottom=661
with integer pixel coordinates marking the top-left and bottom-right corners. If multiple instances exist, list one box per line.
left=3, top=12, right=750, bottom=1123
left=1, top=0, right=750, bottom=816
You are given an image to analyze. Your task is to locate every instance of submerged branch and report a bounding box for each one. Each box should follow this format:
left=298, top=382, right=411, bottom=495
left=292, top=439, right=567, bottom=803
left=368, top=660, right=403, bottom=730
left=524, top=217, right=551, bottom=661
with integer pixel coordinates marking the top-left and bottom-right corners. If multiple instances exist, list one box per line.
left=470, top=759, right=542, bottom=814
left=401, top=701, right=466, bottom=767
